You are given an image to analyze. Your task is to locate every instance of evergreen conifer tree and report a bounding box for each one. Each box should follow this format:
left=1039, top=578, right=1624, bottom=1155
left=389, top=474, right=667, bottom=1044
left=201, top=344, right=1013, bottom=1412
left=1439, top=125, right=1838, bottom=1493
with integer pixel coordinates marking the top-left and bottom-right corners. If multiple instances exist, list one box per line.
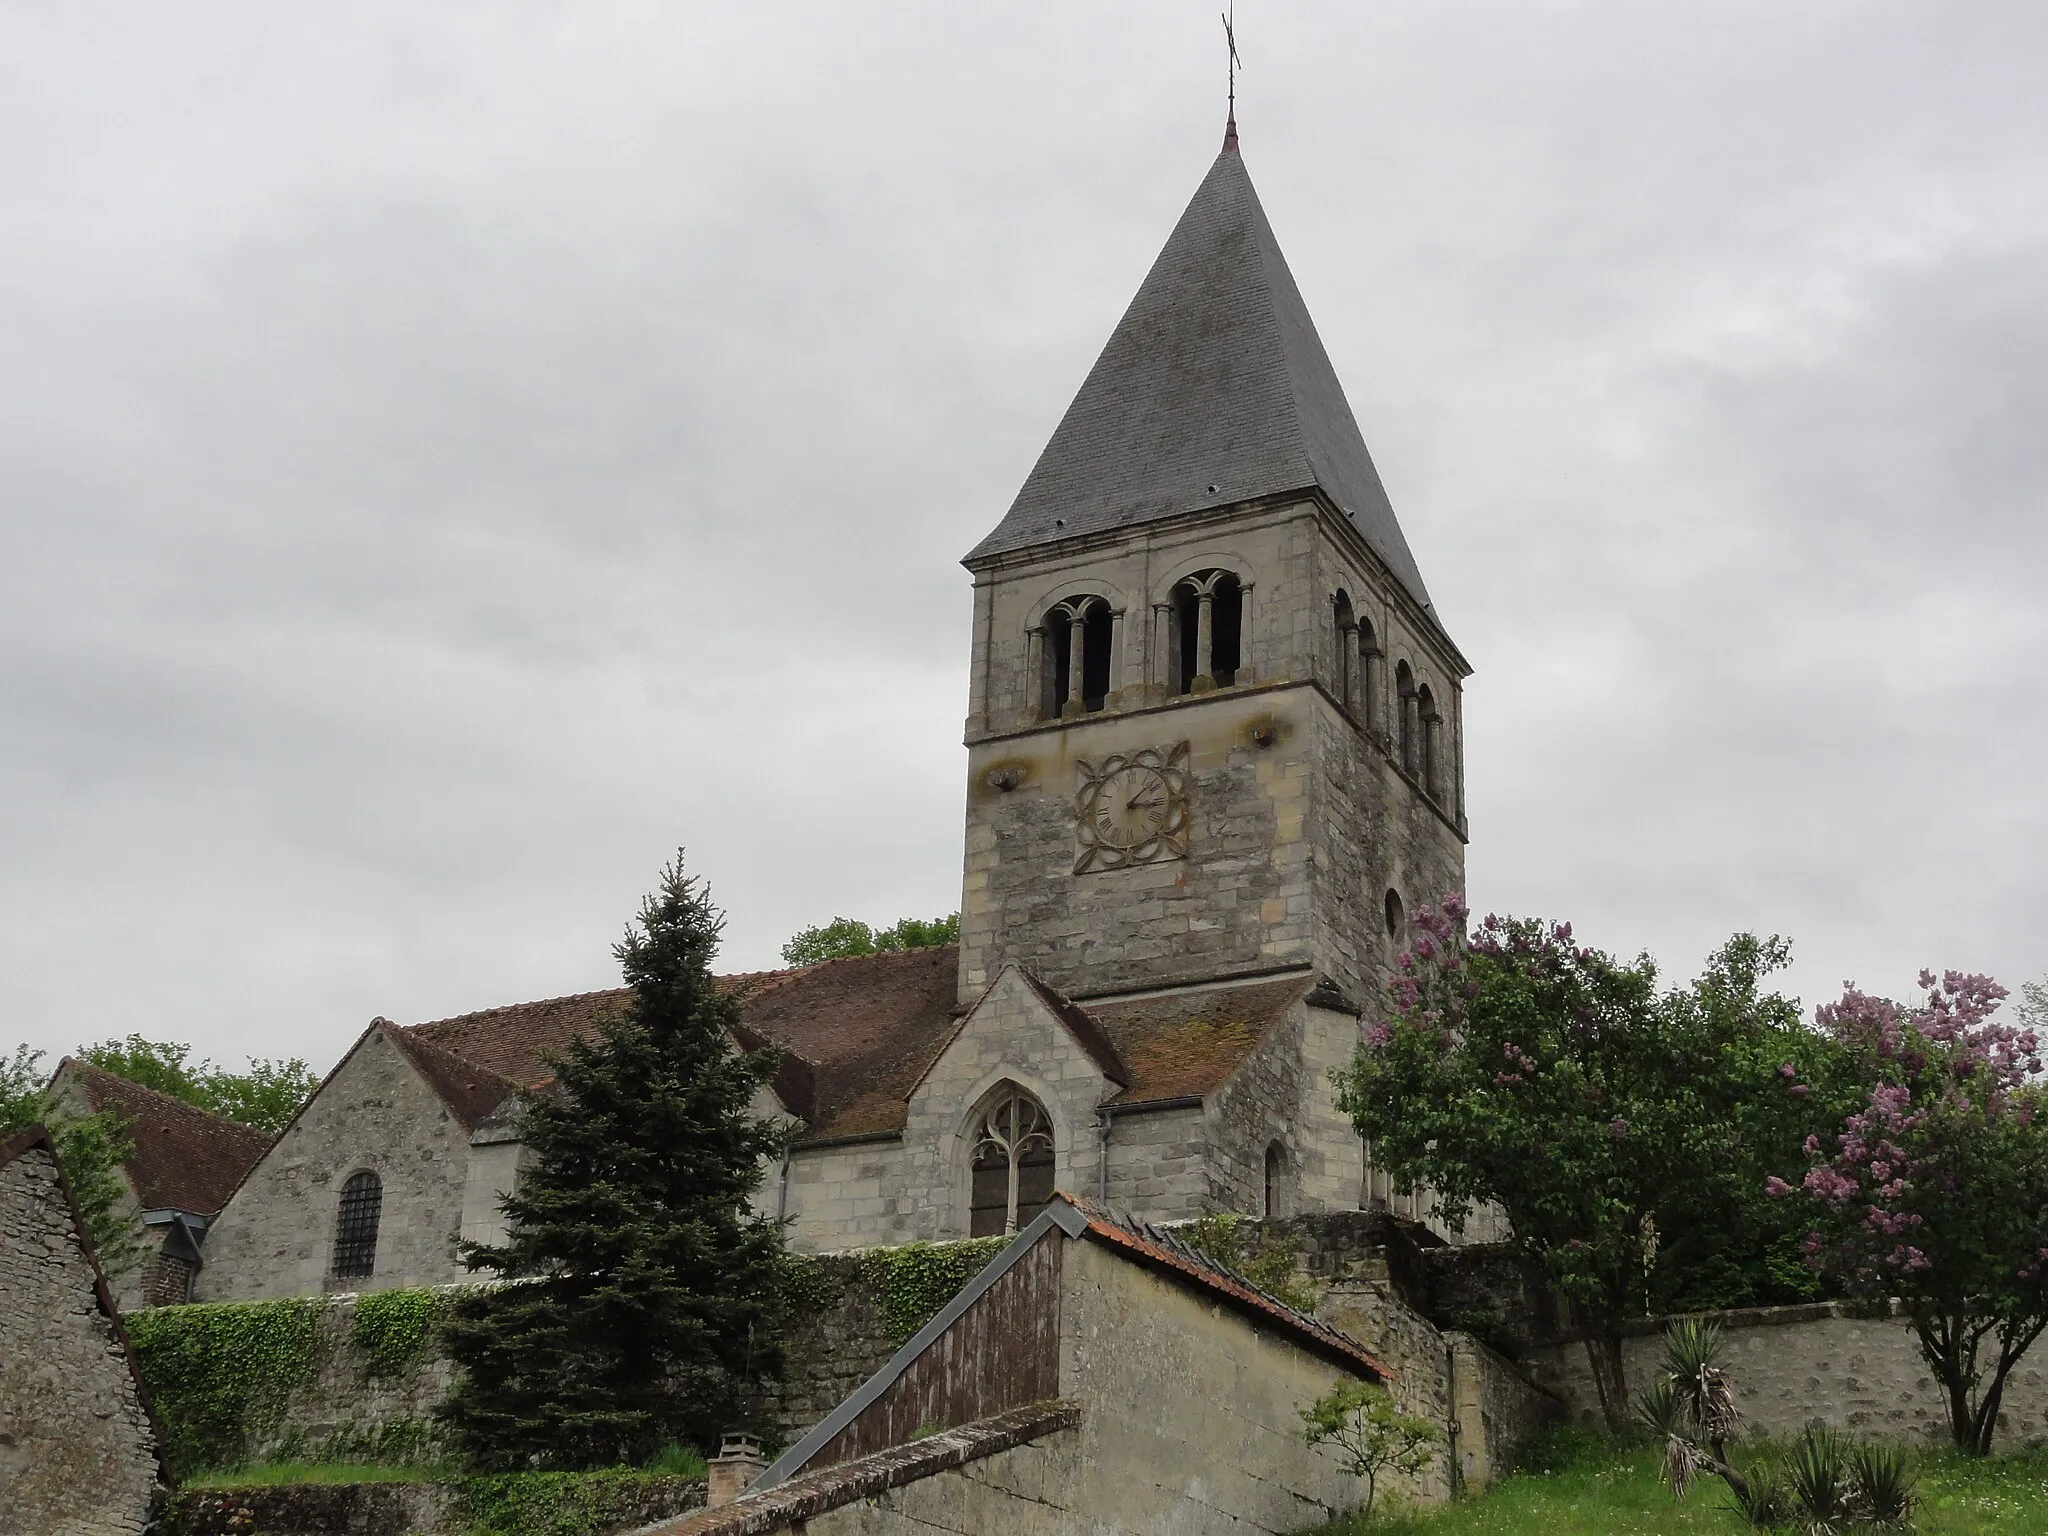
left=439, top=853, right=793, bottom=1469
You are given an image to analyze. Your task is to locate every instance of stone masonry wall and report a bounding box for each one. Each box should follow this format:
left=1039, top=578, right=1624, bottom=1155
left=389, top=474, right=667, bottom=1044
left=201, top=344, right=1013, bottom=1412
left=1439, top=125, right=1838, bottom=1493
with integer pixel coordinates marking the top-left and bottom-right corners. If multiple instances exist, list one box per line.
left=0, top=1139, right=162, bottom=1536
left=959, top=497, right=1469, bottom=1016
left=1206, top=998, right=1366, bottom=1217
left=199, top=1028, right=472, bottom=1301
left=1521, top=1301, right=2048, bottom=1447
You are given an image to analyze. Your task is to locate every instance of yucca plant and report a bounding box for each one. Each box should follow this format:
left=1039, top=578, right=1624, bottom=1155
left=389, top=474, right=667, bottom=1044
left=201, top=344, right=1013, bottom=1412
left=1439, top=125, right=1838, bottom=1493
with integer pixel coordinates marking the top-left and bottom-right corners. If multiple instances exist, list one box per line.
left=1786, top=1425, right=1852, bottom=1528
left=1650, top=1318, right=1754, bottom=1505
left=1847, top=1441, right=1915, bottom=1526
left=1727, top=1457, right=1790, bottom=1530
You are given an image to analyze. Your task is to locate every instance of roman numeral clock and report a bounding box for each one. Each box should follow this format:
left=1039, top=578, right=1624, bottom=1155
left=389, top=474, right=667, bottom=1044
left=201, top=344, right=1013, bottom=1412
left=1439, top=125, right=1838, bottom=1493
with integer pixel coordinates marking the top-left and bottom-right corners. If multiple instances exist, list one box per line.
left=1073, top=742, right=1190, bottom=874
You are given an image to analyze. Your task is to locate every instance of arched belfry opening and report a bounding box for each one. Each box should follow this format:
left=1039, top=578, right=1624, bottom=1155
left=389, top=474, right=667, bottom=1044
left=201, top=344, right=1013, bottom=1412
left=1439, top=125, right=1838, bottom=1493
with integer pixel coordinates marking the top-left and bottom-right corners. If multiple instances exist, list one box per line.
left=1040, top=596, right=1115, bottom=718
left=967, top=1085, right=1056, bottom=1237
left=1416, top=683, right=1443, bottom=802
left=1332, top=590, right=1357, bottom=711
left=1173, top=570, right=1243, bottom=693
left=1395, top=660, right=1419, bottom=775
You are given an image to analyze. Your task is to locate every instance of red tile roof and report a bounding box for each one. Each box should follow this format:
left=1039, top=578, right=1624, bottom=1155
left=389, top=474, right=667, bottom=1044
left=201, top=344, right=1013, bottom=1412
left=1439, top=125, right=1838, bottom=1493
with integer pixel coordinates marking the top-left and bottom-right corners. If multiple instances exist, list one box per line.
left=396, top=955, right=1308, bottom=1144
left=383, top=1026, right=525, bottom=1132
left=1088, top=975, right=1311, bottom=1105
left=57, top=1062, right=272, bottom=1217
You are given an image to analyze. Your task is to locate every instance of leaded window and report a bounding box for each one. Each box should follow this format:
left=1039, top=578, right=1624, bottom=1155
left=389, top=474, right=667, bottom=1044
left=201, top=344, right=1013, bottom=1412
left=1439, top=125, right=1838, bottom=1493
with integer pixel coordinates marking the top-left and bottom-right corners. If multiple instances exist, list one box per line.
left=968, top=1090, right=1055, bottom=1237
left=332, top=1169, right=382, bottom=1281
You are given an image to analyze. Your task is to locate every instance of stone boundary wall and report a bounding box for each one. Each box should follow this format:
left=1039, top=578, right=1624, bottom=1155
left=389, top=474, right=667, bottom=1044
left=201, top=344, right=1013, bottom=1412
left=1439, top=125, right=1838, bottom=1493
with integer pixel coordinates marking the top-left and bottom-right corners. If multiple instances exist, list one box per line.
left=1521, top=1300, right=2048, bottom=1447
left=150, top=1215, right=1560, bottom=1478
left=163, top=1476, right=704, bottom=1536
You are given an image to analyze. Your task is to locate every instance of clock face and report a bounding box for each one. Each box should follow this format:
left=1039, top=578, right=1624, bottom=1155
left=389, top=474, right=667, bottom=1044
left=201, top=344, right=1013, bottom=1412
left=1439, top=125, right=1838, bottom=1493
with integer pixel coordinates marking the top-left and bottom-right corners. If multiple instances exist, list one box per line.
left=1093, top=763, right=1174, bottom=849
left=1074, top=742, right=1190, bottom=873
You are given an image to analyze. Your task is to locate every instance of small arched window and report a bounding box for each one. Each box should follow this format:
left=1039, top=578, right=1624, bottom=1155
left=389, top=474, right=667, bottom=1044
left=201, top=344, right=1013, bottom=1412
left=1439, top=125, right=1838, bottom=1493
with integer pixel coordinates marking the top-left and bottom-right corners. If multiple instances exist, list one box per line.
left=1332, top=591, right=1357, bottom=713
left=1263, top=1141, right=1292, bottom=1220
left=1384, top=888, right=1406, bottom=949
left=1041, top=596, right=1114, bottom=718
left=1416, top=684, right=1442, bottom=801
left=1395, top=661, right=1419, bottom=775
left=1172, top=570, right=1243, bottom=693
left=968, top=1088, right=1056, bottom=1237
left=332, top=1169, right=382, bottom=1281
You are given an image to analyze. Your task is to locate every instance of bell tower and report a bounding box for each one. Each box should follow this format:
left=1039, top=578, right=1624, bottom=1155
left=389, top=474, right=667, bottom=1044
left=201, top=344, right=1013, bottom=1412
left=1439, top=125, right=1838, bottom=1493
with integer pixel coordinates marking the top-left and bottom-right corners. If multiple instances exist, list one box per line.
left=956, top=131, right=1470, bottom=1019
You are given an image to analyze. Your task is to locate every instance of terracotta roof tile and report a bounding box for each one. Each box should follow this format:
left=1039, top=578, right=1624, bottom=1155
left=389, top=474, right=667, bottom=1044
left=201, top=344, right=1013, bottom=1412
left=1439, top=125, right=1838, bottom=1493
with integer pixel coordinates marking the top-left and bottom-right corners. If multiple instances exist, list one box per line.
left=382, top=1026, right=525, bottom=1132
left=59, top=1062, right=272, bottom=1217
left=1087, top=975, right=1312, bottom=1104
left=405, top=950, right=960, bottom=1143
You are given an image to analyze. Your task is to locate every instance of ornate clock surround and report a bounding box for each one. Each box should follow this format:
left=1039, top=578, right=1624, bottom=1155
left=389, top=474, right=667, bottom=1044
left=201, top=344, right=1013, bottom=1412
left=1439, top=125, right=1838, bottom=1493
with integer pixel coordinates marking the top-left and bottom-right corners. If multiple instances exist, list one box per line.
left=1073, top=741, right=1191, bottom=874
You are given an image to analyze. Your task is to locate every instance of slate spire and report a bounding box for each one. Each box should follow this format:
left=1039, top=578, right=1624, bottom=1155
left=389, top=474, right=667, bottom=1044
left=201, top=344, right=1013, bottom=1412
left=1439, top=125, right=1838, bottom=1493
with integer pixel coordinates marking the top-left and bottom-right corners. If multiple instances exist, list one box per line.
left=968, top=141, right=1435, bottom=614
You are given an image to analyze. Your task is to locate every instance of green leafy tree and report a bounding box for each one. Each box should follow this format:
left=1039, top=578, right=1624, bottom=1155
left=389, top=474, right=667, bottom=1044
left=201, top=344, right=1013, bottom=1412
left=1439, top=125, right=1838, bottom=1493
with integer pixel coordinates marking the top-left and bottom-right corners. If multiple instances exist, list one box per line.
left=1299, top=1379, right=1439, bottom=1517
left=1, top=1045, right=145, bottom=1278
left=76, top=1034, right=317, bottom=1135
left=1339, top=899, right=1845, bottom=1430
left=779, top=911, right=959, bottom=965
left=439, top=852, right=796, bottom=1469
left=1772, top=971, right=2048, bottom=1454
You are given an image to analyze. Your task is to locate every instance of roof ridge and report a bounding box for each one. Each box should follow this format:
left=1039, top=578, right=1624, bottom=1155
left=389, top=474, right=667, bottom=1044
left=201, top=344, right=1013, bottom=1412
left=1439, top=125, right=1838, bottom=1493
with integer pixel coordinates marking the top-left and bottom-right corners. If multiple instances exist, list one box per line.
left=57, top=1059, right=272, bottom=1145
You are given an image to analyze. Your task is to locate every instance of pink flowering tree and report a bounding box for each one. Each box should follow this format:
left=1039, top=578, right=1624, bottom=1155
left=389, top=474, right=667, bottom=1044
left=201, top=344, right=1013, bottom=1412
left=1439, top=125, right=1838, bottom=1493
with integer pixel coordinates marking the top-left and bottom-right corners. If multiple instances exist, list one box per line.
left=1340, top=899, right=1836, bottom=1431
left=1771, top=971, right=2048, bottom=1454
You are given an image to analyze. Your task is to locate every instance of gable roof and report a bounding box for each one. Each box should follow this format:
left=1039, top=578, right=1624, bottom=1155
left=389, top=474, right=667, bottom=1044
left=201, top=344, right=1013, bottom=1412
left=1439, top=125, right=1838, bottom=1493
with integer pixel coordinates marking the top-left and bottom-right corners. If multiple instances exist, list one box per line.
left=965, top=139, right=1436, bottom=620
left=56, top=1062, right=271, bottom=1217
left=404, top=948, right=961, bottom=1144
left=395, top=956, right=1306, bottom=1146
left=1018, top=971, right=1131, bottom=1088
left=382, top=1025, right=525, bottom=1132
left=1088, top=974, right=1312, bottom=1105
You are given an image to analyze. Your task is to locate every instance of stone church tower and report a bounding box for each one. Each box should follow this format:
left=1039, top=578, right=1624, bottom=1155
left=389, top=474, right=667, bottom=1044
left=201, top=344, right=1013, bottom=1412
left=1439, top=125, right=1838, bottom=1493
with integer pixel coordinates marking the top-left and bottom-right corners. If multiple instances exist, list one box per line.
left=958, top=128, right=1469, bottom=1023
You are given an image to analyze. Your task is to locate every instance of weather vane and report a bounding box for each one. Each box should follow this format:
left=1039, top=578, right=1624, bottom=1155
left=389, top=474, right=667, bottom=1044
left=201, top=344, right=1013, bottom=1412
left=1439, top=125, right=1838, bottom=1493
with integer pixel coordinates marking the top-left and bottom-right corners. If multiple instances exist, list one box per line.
left=1222, top=3, right=1241, bottom=143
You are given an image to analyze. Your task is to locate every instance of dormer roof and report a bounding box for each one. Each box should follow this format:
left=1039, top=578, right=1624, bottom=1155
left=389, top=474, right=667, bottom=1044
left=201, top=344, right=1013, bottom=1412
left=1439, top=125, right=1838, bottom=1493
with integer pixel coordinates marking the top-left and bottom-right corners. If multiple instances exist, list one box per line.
left=965, top=139, right=1434, bottom=617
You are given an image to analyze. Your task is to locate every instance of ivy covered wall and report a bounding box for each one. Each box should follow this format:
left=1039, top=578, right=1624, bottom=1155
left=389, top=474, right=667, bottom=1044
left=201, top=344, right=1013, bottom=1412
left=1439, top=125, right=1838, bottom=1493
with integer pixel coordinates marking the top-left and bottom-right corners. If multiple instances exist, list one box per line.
left=129, top=1286, right=465, bottom=1475
left=128, top=1240, right=1009, bottom=1477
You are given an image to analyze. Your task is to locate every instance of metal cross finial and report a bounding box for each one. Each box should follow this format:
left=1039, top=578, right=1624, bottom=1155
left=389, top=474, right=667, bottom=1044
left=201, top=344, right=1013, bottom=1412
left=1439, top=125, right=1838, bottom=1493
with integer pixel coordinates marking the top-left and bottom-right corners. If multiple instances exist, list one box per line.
left=1221, top=4, right=1241, bottom=148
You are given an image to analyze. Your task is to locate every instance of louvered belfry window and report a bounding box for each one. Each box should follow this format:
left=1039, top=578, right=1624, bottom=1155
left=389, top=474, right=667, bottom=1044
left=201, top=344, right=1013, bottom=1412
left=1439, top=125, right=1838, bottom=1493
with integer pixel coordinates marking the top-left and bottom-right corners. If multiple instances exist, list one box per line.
left=332, top=1169, right=383, bottom=1280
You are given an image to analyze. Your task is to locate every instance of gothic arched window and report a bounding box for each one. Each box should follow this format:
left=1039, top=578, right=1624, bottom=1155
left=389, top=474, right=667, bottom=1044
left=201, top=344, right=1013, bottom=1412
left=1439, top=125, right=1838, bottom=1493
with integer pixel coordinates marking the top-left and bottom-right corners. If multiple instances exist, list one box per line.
left=1039, top=596, right=1115, bottom=718
left=968, top=1088, right=1055, bottom=1237
left=1172, top=570, right=1243, bottom=693
left=332, top=1169, right=382, bottom=1281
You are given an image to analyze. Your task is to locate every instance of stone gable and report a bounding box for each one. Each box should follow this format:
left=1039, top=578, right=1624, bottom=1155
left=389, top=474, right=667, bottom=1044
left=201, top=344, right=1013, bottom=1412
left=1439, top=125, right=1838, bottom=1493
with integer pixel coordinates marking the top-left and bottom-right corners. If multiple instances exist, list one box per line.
left=0, top=1128, right=163, bottom=1536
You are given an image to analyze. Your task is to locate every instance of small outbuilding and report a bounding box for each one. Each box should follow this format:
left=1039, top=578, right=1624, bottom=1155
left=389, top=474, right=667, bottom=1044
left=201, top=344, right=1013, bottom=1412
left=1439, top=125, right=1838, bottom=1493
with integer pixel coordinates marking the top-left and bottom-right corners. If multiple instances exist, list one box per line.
left=647, top=1193, right=1411, bottom=1536
left=0, top=1124, right=166, bottom=1536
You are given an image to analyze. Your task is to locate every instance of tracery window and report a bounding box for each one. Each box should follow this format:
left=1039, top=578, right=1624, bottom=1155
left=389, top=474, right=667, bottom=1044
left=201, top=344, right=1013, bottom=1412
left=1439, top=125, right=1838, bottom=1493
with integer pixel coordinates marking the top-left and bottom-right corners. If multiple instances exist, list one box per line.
left=331, top=1169, right=383, bottom=1281
left=968, top=1088, right=1056, bottom=1237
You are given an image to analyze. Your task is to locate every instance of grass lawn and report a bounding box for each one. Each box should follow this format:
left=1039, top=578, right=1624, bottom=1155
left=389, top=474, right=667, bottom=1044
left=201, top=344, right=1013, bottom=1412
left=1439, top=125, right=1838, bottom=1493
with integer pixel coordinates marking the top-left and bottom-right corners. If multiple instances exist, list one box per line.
left=1304, top=1430, right=2048, bottom=1535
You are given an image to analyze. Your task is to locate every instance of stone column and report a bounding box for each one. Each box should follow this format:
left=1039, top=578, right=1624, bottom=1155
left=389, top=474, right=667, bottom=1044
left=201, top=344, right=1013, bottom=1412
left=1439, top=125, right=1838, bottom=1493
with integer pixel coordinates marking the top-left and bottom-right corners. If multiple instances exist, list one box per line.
left=1062, top=607, right=1086, bottom=717
left=1107, top=607, right=1126, bottom=706
left=1234, top=581, right=1253, bottom=683
left=1026, top=625, right=1047, bottom=721
left=1193, top=589, right=1216, bottom=691
left=1361, top=634, right=1382, bottom=736
left=1153, top=603, right=1176, bottom=697
left=1337, top=618, right=1358, bottom=714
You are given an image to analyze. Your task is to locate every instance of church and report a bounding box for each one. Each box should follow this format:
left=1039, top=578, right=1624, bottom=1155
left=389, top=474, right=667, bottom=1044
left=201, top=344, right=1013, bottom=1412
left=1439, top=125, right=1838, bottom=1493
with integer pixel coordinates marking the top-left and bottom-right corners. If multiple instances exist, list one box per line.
left=193, top=124, right=1477, bottom=1303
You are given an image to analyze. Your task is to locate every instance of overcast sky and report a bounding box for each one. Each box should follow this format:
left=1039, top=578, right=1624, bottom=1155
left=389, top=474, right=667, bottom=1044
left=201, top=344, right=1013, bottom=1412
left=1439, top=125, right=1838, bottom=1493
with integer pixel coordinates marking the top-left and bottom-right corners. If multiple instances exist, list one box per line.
left=4, top=3, right=2043, bottom=1076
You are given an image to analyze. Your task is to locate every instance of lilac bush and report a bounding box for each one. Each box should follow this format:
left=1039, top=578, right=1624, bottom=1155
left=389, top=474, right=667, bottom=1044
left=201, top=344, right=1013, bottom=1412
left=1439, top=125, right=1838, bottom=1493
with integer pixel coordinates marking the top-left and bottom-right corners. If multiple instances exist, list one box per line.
left=1773, top=971, right=2048, bottom=1454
